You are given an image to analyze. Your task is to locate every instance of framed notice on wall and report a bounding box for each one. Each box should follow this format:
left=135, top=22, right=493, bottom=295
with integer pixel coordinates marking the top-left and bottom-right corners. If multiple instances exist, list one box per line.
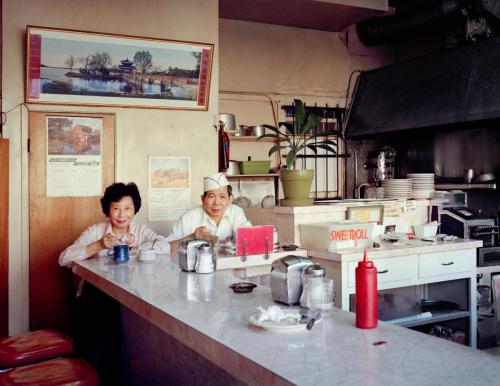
left=26, top=25, right=214, bottom=110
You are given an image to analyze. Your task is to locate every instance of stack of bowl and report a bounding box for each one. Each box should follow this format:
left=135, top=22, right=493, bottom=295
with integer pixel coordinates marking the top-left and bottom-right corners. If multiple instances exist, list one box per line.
left=382, top=179, right=412, bottom=199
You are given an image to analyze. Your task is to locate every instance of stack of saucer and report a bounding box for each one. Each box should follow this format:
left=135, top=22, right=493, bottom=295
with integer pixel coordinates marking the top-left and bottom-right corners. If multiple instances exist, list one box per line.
left=382, top=179, right=412, bottom=199
left=407, top=173, right=435, bottom=199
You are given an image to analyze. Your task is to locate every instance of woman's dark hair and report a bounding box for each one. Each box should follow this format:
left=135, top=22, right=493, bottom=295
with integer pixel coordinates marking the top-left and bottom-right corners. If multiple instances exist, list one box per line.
left=203, top=184, right=232, bottom=198
left=101, top=182, right=141, bottom=216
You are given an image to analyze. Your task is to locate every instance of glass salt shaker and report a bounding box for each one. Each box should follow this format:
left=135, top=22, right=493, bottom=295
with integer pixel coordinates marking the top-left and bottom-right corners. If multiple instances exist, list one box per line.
left=300, top=264, right=326, bottom=310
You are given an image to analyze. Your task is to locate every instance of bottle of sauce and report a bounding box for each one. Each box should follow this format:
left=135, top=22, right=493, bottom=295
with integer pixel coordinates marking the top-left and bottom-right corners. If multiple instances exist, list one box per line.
left=355, top=249, right=378, bottom=329
left=218, top=122, right=230, bottom=172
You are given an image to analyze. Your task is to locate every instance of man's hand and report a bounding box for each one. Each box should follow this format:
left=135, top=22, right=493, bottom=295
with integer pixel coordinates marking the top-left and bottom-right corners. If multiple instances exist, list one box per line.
left=194, top=226, right=210, bottom=239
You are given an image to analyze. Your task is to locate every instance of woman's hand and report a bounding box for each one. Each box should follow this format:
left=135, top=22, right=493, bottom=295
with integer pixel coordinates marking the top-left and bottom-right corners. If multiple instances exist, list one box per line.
left=194, top=226, right=210, bottom=239
left=102, top=233, right=119, bottom=249
left=124, top=233, right=135, bottom=247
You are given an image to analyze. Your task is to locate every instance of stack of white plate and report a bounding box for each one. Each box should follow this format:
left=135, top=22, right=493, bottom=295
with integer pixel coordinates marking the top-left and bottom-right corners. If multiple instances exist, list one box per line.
left=382, top=179, right=412, bottom=199
left=407, top=173, right=435, bottom=199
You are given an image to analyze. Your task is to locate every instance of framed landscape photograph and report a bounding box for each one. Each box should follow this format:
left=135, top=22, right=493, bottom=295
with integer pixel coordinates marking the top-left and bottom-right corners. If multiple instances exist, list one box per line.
left=26, top=26, right=214, bottom=110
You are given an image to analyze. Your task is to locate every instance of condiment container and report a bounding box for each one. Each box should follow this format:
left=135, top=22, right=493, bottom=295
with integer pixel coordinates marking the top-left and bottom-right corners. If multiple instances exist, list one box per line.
left=355, top=250, right=378, bottom=329
left=195, top=244, right=215, bottom=274
left=300, top=264, right=326, bottom=310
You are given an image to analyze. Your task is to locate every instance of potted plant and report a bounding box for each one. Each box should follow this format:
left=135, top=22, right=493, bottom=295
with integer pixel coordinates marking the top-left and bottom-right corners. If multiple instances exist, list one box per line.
left=258, top=99, right=339, bottom=206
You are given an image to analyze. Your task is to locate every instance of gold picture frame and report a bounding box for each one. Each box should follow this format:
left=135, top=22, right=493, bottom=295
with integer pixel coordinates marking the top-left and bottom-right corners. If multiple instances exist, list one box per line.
left=26, top=26, right=214, bottom=110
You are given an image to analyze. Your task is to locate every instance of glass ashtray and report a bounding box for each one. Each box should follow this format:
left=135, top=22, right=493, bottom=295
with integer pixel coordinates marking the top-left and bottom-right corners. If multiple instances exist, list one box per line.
left=229, top=282, right=257, bottom=293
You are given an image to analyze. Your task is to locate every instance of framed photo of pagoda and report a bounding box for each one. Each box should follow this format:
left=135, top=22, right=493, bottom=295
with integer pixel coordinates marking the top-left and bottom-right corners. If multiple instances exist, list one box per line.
left=25, top=26, right=214, bottom=110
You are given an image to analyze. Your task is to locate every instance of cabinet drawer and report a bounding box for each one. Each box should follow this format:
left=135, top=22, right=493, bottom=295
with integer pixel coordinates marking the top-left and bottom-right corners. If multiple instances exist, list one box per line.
left=419, top=250, right=475, bottom=278
left=348, top=255, right=418, bottom=288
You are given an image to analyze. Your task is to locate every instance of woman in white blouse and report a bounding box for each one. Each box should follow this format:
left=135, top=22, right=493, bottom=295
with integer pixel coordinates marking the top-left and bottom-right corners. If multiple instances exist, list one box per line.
left=59, top=182, right=169, bottom=266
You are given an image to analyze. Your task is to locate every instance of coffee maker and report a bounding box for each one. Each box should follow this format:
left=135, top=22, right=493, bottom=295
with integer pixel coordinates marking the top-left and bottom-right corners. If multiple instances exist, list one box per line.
left=363, top=146, right=397, bottom=184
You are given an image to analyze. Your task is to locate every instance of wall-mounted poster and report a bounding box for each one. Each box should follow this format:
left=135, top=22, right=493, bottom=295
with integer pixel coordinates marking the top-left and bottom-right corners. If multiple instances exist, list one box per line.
left=148, top=156, right=191, bottom=221
left=46, top=116, right=102, bottom=197
left=26, top=26, right=214, bottom=110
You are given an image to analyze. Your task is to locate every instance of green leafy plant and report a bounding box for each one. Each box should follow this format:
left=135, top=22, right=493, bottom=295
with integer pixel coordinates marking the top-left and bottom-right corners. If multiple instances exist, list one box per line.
left=258, top=99, right=339, bottom=170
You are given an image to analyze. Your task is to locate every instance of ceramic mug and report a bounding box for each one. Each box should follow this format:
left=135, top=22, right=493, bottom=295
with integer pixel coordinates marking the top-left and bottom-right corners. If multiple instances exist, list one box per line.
left=107, top=244, right=129, bottom=263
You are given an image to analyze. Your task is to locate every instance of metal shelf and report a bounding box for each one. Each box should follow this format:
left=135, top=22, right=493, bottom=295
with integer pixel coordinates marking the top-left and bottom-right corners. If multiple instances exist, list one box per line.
left=390, top=310, right=470, bottom=328
left=435, top=183, right=496, bottom=190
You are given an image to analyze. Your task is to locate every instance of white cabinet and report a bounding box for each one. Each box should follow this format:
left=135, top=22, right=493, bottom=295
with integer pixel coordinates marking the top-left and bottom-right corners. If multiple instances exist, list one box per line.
left=419, top=250, right=475, bottom=278
left=308, top=244, right=478, bottom=348
left=347, top=255, right=418, bottom=288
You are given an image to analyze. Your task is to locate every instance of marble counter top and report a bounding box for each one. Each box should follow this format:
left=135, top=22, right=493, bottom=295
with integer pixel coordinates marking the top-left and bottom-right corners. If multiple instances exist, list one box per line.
left=307, top=238, right=483, bottom=262
left=73, top=254, right=499, bottom=386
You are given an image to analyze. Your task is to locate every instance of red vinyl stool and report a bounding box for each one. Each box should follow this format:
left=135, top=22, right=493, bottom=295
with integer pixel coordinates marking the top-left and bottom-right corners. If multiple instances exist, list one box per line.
left=0, top=330, right=74, bottom=368
left=0, top=358, right=99, bottom=386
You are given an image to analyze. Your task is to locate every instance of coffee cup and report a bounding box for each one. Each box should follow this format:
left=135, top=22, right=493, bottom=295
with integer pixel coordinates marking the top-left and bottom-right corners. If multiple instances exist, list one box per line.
left=139, top=248, right=156, bottom=262
left=107, top=244, right=129, bottom=263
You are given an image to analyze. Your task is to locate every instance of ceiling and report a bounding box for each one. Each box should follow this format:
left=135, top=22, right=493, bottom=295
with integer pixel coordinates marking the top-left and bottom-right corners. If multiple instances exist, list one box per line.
left=219, top=0, right=390, bottom=32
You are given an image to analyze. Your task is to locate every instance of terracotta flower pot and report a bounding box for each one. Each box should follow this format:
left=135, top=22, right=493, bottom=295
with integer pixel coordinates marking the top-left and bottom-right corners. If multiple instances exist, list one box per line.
left=279, top=169, right=314, bottom=206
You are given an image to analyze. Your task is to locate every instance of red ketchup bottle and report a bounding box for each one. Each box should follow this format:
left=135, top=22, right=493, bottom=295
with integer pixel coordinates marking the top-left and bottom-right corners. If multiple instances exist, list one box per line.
left=355, top=249, right=378, bottom=329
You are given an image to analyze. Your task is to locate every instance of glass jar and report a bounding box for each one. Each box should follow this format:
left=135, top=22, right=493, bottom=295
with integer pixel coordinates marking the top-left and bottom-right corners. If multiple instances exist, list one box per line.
left=300, top=264, right=326, bottom=310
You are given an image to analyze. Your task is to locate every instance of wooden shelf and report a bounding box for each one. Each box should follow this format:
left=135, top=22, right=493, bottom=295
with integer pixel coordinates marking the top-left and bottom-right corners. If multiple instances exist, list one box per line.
left=229, top=136, right=275, bottom=142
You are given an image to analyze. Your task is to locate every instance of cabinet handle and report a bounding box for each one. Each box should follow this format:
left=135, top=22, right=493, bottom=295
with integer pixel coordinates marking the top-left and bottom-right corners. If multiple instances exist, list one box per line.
left=441, top=261, right=454, bottom=266
left=378, top=269, right=389, bottom=274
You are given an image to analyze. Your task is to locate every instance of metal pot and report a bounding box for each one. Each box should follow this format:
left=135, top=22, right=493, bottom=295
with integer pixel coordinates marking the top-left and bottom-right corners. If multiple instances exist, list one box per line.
left=218, top=113, right=237, bottom=132
left=252, top=125, right=266, bottom=137
left=227, top=160, right=240, bottom=176
left=474, top=172, right=496, bottom=183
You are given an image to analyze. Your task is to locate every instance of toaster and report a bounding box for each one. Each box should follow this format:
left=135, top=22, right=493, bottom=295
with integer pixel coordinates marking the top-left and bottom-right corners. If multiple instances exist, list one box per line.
left=178, top=239, right=208, bottom=272
left=271, top=255, right=313, bottom=305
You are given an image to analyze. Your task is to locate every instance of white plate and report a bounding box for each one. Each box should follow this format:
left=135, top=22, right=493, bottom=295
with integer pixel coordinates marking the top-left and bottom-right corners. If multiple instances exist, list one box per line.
left=248, top=309, right=322, bottom=332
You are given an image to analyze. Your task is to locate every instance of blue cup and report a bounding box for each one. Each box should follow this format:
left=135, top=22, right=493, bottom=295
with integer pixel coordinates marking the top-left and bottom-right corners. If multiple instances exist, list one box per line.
left=107, top=244, right=129, bottom=264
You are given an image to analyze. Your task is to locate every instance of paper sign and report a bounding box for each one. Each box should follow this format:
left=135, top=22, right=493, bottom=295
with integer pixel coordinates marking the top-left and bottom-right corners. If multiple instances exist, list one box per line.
left=148, top=156, right=191, bottom=221
left=383, top=201, right=403, bottom=218
left=405, top=200, right=417, bottom=213
left=46, top=116, right=102, bottom=197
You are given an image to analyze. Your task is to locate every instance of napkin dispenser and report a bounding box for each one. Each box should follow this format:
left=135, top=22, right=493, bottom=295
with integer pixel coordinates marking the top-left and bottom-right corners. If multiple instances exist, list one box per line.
left=271, top=255, right=313, bottom=305
left=179, top=239, right=208, bottom=272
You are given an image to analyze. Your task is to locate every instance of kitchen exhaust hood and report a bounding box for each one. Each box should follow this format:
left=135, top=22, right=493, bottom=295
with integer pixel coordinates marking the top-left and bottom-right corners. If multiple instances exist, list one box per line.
left=345, top=35, right=500, bottom=138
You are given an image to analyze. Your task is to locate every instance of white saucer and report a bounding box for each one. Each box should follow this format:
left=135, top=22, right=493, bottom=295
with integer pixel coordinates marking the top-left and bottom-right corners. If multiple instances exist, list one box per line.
left=248, top=309, right=322, bottom=332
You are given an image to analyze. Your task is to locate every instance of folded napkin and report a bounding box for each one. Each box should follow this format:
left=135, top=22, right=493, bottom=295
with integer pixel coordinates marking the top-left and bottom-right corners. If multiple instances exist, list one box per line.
left=256, top=306, right=300, bottom=323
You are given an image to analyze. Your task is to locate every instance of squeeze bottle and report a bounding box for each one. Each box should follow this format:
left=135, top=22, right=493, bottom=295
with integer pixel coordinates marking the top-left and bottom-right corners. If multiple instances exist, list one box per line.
left=355, top=249, right=378, bottom=329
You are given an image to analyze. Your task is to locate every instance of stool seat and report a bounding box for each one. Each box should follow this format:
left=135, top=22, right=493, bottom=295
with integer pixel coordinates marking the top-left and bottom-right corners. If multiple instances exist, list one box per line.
left=0, top=330, right=74, bottom=368
left=0, top=358, right=99, bottom=386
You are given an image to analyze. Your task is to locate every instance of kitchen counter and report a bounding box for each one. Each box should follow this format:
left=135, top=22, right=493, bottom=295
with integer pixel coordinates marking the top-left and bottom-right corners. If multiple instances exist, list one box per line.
left=246, top=199, right=431, bottom=246
left=307, top=238, right=483, bottom=262
left=72, top=254, right=500, bottom=386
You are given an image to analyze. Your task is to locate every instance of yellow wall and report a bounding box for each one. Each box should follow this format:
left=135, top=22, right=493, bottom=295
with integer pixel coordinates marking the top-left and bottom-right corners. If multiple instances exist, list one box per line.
left=3, top=0, right=219, bottom=334
left=3, top=2, right=391, bottom=334
left=219, top=19, right=392, bottom=165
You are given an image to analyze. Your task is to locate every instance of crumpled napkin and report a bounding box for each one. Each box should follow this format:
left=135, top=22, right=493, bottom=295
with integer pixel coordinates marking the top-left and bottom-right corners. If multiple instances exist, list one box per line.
left=256, top=305, right=301, bottom=323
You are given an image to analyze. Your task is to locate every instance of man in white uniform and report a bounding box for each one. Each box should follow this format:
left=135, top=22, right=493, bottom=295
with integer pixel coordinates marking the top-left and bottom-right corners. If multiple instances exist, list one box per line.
left=167, top=172, right=251, bottom=254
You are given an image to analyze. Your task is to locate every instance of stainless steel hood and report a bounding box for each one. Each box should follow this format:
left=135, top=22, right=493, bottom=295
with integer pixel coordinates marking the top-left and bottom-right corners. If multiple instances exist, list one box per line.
left=344, top=35, right=500, bottom=137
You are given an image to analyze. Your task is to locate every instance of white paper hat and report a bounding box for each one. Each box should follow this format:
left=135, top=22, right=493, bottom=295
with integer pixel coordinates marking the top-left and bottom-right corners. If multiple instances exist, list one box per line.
left=203, top=172, right=229, bottom=192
